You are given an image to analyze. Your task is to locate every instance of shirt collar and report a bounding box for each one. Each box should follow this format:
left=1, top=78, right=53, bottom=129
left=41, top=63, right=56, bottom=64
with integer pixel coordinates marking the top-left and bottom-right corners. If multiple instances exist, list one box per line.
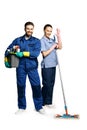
left=43, top=36, right=51, bottom=41
left=43, top=36, right=54, bottom=43
left=21, top=35, right=33, bottom=41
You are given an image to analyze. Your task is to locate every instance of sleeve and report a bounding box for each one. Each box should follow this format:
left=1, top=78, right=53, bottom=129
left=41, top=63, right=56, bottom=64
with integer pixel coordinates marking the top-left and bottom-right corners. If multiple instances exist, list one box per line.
left=29, top=39, right=41, bottom=58
left=41, top=39, right=47, bottom=52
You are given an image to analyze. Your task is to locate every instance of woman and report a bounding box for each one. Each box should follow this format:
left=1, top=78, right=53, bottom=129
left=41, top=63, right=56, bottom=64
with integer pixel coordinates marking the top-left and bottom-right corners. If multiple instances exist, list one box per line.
left=41, top=24, right=62, bottom=107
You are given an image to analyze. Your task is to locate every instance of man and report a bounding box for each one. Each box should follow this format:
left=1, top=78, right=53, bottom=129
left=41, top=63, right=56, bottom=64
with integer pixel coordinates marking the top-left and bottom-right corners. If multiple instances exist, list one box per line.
left=41, top=24, right=62, bottom=107
left=4, top=21, right=44, bottom=114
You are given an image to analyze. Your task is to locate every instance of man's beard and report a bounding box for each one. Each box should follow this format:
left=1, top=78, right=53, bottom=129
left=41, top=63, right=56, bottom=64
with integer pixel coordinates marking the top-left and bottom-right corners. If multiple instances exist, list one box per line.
left=25, top=33, right=31, bottom=37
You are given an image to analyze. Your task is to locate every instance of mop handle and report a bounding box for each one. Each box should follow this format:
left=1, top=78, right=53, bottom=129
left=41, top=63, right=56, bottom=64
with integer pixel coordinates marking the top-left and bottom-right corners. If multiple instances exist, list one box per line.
left=55, top=28, right=68, bottom=114
left=57, top=53, right=68, bottom=114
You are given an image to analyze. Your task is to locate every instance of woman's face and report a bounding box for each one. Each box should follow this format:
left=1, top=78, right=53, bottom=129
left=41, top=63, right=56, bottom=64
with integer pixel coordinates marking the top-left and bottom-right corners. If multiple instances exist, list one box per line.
left=44, top=27, right=52, bottom=38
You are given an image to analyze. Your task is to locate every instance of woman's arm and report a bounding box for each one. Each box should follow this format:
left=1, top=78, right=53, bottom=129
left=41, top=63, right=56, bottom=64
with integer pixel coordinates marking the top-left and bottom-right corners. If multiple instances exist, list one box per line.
left=42, top=43, right=57, bottom=57
left=56, top=28, right=62, bottom=49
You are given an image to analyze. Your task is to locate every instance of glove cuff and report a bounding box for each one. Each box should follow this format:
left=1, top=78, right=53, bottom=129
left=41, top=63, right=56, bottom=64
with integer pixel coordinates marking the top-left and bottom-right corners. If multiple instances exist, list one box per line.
left=23, top=52, right=30, bottom=57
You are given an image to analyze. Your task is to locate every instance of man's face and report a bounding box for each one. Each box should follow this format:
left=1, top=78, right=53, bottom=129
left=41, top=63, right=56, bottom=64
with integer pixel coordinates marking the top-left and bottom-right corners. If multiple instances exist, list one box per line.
left=44, top=27, right=52, bottom=38
left=25, top=25, right=34, bottom=37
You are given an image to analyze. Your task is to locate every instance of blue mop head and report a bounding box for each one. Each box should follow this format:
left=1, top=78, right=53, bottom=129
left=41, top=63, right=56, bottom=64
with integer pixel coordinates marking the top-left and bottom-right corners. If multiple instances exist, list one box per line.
left=55, top=114, right=79, bottom=119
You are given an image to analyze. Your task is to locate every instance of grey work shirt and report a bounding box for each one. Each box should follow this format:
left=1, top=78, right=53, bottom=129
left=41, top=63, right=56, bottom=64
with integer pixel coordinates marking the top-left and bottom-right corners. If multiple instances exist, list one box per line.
left=41, top=36, right=58, bottom=68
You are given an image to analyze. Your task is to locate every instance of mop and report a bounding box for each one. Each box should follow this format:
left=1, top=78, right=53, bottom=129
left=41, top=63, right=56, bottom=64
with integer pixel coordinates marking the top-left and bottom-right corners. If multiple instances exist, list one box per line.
left=55, top=53, right=79, bottom=119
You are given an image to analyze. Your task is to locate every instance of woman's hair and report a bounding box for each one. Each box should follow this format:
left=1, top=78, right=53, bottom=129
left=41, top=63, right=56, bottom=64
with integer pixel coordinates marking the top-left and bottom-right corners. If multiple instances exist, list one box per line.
left=43, top=24, right=53, bottom=30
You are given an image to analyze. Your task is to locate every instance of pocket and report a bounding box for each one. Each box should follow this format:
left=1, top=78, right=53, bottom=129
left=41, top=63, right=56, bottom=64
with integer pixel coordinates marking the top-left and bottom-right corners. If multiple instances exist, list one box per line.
left=28, top=43, right=35, bottom=51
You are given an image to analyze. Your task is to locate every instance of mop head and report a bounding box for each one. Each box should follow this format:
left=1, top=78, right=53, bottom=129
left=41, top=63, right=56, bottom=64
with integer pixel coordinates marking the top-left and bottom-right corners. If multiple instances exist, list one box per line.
left=55, top=114, right=79, bottom=119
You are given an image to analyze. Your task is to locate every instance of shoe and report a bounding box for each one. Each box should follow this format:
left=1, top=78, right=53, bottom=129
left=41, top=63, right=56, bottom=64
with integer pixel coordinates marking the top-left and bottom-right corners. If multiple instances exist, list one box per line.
left=15, top=109, right=26, bottom=115
left=44, top=104, right=55, bottom=108
left=38, top=108, right=45, bottom=114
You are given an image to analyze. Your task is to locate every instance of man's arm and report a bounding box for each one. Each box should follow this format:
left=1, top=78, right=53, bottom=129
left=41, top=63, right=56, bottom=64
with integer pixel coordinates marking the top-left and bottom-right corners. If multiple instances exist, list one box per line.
left=29, top=39, right=41, bottom=58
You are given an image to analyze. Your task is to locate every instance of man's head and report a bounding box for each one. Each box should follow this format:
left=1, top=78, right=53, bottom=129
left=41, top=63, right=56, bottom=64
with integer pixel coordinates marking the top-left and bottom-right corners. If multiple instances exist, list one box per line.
left=43, top=24, right=53, bottom=38
left=24, top=21, right=34, bottom=37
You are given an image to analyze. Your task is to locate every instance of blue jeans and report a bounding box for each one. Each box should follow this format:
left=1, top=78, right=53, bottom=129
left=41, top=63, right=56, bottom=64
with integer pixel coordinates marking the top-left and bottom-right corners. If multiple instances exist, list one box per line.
left=41, top=67, right=56, bottom=105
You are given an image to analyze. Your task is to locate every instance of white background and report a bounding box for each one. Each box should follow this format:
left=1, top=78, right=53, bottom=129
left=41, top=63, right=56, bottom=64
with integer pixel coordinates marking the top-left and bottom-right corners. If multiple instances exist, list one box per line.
left=0, top=0, right=87, bottom=129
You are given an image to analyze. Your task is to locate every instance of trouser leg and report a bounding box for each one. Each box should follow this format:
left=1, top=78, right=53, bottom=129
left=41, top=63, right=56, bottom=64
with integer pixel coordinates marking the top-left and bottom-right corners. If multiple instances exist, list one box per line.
left=41, top=67, right=56, bottom=105
left=16, top=66, right=27, bottom=109
left=28, top=69, right=43, bottom=111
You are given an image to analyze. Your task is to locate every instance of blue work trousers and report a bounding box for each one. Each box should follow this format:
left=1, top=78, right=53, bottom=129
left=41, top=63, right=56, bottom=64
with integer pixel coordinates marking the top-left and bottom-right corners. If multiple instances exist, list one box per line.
left=41, top=67, right=56, bottom=105
left=16, top=66, right=43, bottom=111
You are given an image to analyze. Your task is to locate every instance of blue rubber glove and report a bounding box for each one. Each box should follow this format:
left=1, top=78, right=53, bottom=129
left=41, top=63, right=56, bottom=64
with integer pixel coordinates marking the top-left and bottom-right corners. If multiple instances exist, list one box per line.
left=5, top=62, right=11, bottom=68
left=15, top=52, right=23, bottom=58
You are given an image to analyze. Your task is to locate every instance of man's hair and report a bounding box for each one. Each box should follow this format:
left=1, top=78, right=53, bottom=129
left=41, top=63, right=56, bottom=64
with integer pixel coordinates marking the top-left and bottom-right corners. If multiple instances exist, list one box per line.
left=24, top=21, right=34, bottom=28
left=43, top=24, right=53, bottom=30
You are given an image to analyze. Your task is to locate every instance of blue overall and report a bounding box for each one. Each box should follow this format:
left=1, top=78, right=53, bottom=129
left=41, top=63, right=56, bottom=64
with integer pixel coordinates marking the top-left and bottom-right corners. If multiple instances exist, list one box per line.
left=5, top=35, right=43, bottom=111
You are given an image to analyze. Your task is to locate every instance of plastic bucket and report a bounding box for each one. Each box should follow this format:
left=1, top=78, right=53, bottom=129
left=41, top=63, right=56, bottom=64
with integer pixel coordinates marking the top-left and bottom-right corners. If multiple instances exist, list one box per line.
left=10, top=55, right=19, bottom=68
